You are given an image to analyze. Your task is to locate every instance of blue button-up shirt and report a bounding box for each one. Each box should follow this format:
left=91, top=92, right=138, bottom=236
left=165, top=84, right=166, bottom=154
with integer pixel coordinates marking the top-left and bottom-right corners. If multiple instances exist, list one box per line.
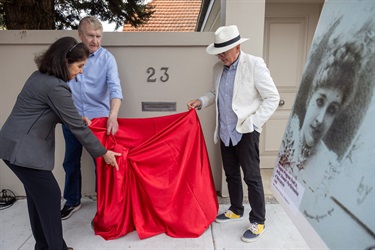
left=218, top=56, right=242, bottom=146
left=67, top=47, right=123, bottom=119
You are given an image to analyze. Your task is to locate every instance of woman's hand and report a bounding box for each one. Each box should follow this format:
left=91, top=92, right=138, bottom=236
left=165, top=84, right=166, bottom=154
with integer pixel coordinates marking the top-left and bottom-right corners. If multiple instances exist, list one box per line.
left=82, top=116, right=92, bottom=126
left=103, top=150, right=121, bottom=170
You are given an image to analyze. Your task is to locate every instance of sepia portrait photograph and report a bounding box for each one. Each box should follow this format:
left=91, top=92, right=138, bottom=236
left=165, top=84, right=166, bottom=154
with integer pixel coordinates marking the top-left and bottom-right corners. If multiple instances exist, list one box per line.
left=272, top=0, right=375, bottom=248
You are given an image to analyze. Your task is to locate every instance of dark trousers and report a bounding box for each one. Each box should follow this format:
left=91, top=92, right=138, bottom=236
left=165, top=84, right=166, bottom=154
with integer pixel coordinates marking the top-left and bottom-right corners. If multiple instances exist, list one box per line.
left=220, top=132, right=266, bottom=224
left=62, top=123, right=97, bottom=206
left=4, top=160, right=68, bottom=250
left=62, top=123, right=83, bottom=207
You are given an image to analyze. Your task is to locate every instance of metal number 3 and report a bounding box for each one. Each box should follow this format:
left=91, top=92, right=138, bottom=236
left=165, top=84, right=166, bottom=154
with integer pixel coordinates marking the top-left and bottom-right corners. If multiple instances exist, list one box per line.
left=147, top=67, right=169, bottom=82
left=160, top=67, right=169, bottom=82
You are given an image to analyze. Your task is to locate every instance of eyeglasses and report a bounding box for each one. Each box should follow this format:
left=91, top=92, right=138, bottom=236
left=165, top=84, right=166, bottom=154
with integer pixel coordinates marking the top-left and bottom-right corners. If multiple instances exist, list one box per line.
left=216, top=46, right=239, bottom=57
left=216, top=51, right=227, bottom=57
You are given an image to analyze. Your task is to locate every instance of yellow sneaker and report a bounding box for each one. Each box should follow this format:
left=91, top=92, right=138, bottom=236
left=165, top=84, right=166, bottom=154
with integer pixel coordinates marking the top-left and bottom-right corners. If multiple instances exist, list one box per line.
left=241, top=222, right=265, bottom=242
left=215, top=210, right=243, bottom=223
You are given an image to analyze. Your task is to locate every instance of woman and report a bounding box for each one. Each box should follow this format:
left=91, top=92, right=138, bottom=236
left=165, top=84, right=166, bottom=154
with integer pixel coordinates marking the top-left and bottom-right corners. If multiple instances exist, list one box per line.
left=274, top=38, right=365, bottom=227
left=278, top=38, right=361, bottom=196
left=0, top=37, right=120, bottom=250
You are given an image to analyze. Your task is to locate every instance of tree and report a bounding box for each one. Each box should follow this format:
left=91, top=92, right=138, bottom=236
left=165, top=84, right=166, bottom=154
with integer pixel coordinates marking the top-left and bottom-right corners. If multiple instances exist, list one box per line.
left=0, top=0, right=154, bottom=30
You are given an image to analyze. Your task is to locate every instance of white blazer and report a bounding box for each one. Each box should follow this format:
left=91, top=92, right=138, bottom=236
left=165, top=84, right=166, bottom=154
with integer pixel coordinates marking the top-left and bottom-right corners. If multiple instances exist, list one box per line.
left=199, top=51, right=280, bottom=144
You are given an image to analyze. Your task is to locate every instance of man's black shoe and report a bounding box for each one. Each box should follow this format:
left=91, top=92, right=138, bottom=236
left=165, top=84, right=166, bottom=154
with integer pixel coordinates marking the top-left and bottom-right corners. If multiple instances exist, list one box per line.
left=61, top=203, right=81, bottom=220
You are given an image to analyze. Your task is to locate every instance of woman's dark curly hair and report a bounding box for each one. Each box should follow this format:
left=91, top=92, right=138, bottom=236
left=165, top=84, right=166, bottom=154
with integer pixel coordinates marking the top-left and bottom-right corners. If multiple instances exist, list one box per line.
left=34, top=36, right=89, bottom=82
left=308, top=39, right=362, bottom=111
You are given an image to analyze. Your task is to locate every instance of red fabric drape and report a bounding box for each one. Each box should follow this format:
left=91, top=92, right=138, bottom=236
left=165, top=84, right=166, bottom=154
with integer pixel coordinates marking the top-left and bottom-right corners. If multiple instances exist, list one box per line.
left=89, top=110, right=218, bottom=240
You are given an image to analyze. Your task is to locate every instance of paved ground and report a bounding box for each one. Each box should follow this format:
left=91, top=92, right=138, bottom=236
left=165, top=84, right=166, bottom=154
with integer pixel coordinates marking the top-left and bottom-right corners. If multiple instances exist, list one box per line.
left=0, top=197, right=310, bottom=250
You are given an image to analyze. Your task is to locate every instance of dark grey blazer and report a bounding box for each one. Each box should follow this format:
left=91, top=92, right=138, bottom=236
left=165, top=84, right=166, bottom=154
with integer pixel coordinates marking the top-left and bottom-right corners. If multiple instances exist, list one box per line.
left=0, top=71, right=107, bottom=171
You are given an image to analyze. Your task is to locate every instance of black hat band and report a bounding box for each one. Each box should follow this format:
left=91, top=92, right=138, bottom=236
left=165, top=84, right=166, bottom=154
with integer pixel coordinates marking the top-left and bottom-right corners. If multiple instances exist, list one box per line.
left=214, top=35, right=241, bottom=48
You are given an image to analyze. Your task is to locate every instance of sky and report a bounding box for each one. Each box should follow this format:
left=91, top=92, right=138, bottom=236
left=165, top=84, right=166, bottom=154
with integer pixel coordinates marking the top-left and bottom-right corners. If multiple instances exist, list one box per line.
left=102, top=21, right=123, bottom=32
left=101, top=0, right=152, bottom=31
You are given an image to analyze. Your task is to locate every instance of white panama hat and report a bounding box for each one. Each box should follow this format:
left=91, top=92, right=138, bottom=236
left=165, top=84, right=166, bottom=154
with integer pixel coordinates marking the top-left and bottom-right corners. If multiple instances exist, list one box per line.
left=206, top=25, right=249, bottom=55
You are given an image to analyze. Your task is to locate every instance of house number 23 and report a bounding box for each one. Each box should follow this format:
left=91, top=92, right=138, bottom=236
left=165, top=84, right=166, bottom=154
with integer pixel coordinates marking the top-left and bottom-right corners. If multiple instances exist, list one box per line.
left=147, top=67, right=169, bottom=82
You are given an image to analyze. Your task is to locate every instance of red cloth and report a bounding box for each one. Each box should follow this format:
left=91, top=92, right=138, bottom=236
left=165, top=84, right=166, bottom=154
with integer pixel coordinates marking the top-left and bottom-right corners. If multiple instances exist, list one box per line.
left=89, top=110, right=218, bottom=240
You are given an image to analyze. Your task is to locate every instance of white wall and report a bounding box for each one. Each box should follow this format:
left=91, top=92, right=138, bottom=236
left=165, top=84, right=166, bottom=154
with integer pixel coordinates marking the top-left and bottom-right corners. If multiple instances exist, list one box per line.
left=0, top=30, right=221, bottom=196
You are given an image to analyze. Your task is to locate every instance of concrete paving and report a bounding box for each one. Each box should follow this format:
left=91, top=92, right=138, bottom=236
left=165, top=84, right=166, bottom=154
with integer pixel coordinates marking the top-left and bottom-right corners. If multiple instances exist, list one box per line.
left=0, top=197, right=310, bottom=250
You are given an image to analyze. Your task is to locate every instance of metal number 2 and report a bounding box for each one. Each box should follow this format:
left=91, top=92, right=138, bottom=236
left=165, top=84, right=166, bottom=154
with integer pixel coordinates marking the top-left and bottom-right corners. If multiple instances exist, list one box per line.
left=147, top=67, right=157, bottom=82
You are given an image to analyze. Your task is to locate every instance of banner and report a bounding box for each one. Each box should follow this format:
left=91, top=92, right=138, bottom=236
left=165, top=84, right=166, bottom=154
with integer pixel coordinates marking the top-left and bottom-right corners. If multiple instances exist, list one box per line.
left=90, top=110, right=218, bottom=240
left=272, top=0, right=375, bottom=249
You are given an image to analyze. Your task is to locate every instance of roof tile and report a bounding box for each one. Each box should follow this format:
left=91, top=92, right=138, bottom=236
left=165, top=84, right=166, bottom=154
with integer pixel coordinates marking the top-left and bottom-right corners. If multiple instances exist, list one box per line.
left=122, top=0, right=202, bottom=32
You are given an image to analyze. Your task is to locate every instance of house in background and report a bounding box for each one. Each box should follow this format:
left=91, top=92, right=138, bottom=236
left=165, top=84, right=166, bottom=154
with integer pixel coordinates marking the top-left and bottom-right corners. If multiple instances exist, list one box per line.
left=195, top=0, right=325, bottom=194
left=123, top=0, right=325, bottom=195
left=122, top=0, right=202, bottom=32
left=0, top=0, right=326, bottom=197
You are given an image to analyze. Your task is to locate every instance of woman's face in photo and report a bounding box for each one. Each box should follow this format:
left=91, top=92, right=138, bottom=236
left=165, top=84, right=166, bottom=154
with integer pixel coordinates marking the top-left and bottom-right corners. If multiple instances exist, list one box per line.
left=301, top=87, right=343, bottom=149
left=68, top=60, right=87, bottom=80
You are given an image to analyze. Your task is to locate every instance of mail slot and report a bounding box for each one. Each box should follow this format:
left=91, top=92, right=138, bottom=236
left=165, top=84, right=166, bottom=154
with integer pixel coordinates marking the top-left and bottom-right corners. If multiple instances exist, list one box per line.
left=142, top=102, right=176, bottom=112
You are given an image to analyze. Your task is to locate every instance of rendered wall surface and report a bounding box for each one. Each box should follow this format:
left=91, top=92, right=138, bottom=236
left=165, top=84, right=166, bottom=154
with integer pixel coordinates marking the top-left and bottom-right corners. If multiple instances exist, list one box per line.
left=0, top=30, right=220, bottom=196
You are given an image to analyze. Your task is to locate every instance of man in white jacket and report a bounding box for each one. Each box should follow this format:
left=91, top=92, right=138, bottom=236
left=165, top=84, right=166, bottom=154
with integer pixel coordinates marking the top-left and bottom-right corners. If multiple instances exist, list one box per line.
left=187, top=25, right=280, bottom=242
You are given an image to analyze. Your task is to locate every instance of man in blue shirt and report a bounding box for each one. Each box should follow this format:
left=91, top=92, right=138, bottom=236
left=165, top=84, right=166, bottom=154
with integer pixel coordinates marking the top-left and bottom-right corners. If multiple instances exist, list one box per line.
left=61, top=16, right=123, bottom=220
